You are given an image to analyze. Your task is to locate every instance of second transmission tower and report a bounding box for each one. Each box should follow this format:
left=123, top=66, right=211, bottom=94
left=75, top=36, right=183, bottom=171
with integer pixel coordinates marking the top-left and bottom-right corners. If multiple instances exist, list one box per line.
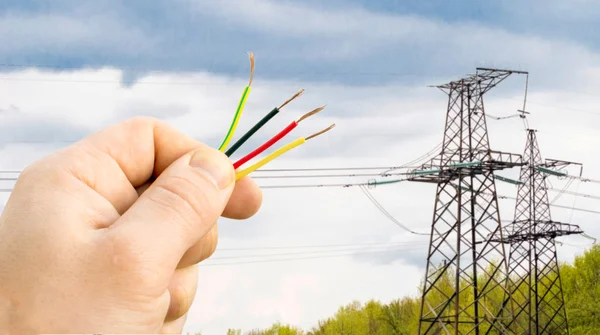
left=495, top=129, right=583, bottom=334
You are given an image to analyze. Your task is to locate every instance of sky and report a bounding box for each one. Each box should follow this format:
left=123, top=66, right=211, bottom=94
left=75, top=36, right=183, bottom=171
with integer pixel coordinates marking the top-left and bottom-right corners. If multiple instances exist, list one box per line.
left=1, top=0, right=600, bottom=333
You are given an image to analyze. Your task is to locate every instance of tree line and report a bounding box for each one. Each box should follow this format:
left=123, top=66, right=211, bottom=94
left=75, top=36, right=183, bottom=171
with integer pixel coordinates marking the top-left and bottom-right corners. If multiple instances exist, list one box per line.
left=189, top=244, right=600, bottom=335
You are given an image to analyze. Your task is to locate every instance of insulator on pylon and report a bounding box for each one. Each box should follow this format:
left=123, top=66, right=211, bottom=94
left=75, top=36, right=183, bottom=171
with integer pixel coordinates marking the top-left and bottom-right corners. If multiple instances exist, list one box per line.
left=367, top=179, right=376, bottom=189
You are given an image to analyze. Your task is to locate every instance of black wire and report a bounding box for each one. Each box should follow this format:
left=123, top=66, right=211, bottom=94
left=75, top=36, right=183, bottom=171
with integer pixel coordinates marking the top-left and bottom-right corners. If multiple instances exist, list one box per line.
left=224, top=107, right=280, bottom=157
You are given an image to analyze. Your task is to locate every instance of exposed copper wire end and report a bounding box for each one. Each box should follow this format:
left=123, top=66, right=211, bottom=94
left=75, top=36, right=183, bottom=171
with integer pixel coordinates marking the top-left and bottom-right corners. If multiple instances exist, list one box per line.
left=306, top=123, right=335, bottom=141
left=297, top=105, right=326, bottom=123
left=248, top=51, right=255, bottom=87
left=279, top=89, right=305, bottom=110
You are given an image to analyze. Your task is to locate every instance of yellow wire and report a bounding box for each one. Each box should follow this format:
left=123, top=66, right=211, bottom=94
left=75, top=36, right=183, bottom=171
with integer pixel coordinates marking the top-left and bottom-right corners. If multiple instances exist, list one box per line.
left=235, top=137, right=306, bottom=180
left=219, top=86, right=252, bottom=152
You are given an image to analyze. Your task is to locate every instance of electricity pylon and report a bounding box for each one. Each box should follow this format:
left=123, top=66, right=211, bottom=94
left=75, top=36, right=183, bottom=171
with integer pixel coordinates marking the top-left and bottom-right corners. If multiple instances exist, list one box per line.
left=409, top=68, right=527, bottom=334
left=494, top=129, right=583, bottom=334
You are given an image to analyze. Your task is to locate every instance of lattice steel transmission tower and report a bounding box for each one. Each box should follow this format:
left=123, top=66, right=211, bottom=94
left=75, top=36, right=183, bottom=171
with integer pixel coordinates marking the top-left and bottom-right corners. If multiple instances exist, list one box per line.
left=493, top=129, right=583, bottom=334
left=409, top=68, right=527, bottom=335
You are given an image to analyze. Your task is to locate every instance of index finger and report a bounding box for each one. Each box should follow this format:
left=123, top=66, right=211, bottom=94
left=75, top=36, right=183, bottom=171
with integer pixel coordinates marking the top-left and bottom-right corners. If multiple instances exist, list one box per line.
left=44, top=116, right=262, bottom=218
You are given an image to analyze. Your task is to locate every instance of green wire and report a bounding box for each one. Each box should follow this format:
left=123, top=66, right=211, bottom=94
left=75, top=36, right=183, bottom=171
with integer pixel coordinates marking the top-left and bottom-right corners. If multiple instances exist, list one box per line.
left=225, top=107, right=281, bottom=157
left=219, top=86, right=250, bottom=151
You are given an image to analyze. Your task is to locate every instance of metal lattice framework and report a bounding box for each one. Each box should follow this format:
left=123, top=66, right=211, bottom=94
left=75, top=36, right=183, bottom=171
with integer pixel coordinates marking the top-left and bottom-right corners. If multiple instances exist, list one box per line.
left=409, top=68, right=527, bottom=334
left=493, top=130, right=583, bottom=334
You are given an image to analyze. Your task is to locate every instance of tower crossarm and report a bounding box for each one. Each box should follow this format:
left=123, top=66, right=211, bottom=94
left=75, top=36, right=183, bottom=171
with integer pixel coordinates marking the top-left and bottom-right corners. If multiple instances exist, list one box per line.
left=543, top=158, right=580, bottom=168
left=435, top=68, right=528, bottom=95
left=407, top=150, right=524, bottom=183
left=540, top=158, right=584, bottom=178
left=493, top=221, right=584, bottom=243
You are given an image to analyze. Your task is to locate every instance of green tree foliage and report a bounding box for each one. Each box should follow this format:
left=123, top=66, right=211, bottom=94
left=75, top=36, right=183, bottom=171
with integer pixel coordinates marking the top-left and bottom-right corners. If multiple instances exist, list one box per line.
left=562, top=244, right=600, bottom=335
left=227, top=245, right=600, bottom=334
left=244, top=322, right=305, bottom=335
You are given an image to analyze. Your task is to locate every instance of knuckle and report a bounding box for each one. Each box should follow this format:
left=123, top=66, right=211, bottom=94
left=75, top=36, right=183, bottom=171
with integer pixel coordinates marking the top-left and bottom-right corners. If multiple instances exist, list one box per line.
left=196, top=228, right=219, bottom=263
left=125, top=116, right=160, bottom=130
left=146, top=175, right=218, bottom=234
left=17, top=163, right=37, bottom=182
left=17, top=156, right=67, bottom=189
left=168, top=285, right=191, bottom=319
left=207, top=225, right=219, bottom=257
left=103, top=231, right=163, bottom=290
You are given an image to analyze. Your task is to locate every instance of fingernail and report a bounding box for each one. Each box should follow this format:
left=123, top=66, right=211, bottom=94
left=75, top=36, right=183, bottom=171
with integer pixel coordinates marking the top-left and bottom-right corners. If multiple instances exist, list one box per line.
left=189, top=149, right=234, bottom=189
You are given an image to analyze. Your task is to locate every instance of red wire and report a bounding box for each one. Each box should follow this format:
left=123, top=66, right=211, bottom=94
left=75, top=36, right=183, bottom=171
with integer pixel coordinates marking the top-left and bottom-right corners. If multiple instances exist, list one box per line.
left=233, top=121, right=298, bottom=169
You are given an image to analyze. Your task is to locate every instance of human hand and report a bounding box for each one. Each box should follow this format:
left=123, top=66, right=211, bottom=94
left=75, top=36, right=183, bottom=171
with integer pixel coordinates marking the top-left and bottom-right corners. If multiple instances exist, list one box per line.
left=0, top=117, right=262, bottom=334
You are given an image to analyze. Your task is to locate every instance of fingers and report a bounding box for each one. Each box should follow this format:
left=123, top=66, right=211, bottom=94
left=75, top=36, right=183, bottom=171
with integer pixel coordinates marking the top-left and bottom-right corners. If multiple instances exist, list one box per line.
left=178, top=223, right=218, bottom=268
left=35, top=117, right=206, bottom=214
left=133, top=182, right=221, bottom=269
left=160, top=313, right=188, bottom=334
left=51, top=116, right=262, bottom=218
left=78, top=116, right=204, bottom=187
left=165, top=265, right=198, bottom=322
left=136, top=177, right=262, bottom=220
left=107, top=145, right=234, bottom=269
left=222, top=176, right=263, bottom=219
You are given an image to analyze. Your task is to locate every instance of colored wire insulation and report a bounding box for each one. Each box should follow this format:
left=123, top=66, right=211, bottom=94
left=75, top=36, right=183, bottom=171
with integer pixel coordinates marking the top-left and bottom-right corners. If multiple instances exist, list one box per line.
left=218, top=52, right=255, bottom=152
left=235, top=124, right=335, bottom=180
left=224, top=89, right=304, bottom=157
left=233, top=106, right=326, bottom=169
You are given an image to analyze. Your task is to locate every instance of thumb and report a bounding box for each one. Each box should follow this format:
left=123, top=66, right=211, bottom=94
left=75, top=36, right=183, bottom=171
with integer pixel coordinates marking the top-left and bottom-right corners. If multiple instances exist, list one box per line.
left=106, top=145, right=235, bottom=268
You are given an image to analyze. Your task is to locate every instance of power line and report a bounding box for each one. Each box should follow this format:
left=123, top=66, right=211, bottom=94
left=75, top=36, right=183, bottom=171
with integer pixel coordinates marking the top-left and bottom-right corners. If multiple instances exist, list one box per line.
left=565, top=173, right=600, bottom=184
left=200, top=246, right=426, bottom=267
left=497, top=195, right=600, bottom=215
left=549, top=178, right=575, bottom=205
left=252, top=173, right=397, bottom=179
left=218, top=240, right=427, bottom=251
left=546, top=188, right=600, bottom=200
left=486, top=113, right=522, bottom=120
left=359, top=185, right=429, bottom=236
left=1, top=173, right=598, bottom=208
left=212, top=243, right=427, bottom=261
left=504, top=97, right=600, bottom=116
left=258, top=182, right=380, bottom=189
left=2, top=62, right=600, bottom=117
left=254, top=183, right=600, bottom=215
left=381, top=142, right=443, bottom=175
left=252, top=166, right=418, bottom=172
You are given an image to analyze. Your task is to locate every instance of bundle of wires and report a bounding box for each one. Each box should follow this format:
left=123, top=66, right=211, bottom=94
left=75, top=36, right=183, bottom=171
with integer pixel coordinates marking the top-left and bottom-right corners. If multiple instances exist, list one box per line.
left=217, top=52, right=335, bottom=181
